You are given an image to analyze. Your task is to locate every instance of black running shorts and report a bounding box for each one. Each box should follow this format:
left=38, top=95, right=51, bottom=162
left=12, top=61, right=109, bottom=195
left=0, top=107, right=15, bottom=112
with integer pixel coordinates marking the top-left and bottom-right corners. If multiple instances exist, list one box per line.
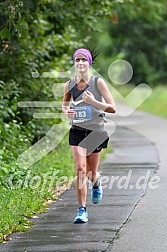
left=69, top=126, right=109, bottom=153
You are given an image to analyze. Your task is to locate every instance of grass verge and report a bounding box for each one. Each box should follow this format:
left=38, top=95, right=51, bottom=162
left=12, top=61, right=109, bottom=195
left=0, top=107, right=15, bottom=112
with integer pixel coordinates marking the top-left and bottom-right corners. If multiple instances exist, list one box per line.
left=0, top=133, right=74, bottom=242
left=115, top=85, right=167, bottom=118
left=139, top=86, right=167, bottom=117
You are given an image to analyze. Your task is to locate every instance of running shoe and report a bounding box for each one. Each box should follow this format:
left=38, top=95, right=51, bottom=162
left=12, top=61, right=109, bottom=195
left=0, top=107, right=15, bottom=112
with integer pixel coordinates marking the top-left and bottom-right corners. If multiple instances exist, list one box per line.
left=74, top=206, right=88, bottom=223
left=91, top=178, right=103, bottom=204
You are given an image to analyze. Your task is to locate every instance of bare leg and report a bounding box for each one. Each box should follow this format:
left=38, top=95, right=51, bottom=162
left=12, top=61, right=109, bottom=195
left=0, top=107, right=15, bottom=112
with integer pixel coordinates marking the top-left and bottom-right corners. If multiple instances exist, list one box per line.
left=86, top=151, right=102, bottom=186
left=71, top=146, right=87, bottom=207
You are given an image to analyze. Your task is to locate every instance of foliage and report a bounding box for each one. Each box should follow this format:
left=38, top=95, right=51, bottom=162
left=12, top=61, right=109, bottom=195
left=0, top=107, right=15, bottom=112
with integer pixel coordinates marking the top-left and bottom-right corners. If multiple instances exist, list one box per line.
left=91, top=0, right=167, bottom=86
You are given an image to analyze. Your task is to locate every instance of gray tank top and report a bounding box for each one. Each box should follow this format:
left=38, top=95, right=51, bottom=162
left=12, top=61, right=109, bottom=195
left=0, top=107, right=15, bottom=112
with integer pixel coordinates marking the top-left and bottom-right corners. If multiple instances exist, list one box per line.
left=69, top=75, right=105, bottom=130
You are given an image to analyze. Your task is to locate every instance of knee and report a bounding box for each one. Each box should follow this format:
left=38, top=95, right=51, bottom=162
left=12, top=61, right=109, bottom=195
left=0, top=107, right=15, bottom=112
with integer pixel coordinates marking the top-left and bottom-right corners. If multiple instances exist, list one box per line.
left=75, top=163, right=86, bottom=177
left=87, top=170, right=96, bottom=181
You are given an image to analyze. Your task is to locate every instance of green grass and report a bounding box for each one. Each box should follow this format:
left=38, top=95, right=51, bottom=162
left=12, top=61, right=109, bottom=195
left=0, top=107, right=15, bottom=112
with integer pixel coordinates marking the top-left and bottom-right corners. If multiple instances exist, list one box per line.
left=0, top=188, right=45, bottom=242
left=0, top=134, right=74, bottom=241
left=115, top=85, right=167, bottom=118
left=139, top=86, right=167, bottom=117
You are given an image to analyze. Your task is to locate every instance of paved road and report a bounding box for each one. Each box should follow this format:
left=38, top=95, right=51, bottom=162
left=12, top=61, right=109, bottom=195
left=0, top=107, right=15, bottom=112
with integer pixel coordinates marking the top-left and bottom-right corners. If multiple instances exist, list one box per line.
left=0, top=103, right=165, bottom=252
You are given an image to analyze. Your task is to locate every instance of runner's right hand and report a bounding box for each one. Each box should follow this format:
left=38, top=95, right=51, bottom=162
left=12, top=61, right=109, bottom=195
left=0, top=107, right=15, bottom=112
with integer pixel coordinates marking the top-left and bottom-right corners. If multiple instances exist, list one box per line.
left=66, top=108, right=76, bottom=118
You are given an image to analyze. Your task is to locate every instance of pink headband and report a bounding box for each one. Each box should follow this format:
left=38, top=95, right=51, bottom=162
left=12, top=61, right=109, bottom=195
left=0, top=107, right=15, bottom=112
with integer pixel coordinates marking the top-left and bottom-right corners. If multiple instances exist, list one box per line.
left=73, top=48, right=93, bottom=65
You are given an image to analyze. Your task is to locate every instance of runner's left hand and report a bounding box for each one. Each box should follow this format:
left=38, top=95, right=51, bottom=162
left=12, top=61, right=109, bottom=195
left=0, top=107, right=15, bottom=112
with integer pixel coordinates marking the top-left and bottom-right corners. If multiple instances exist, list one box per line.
left=82, top=90, right=96, bottom=105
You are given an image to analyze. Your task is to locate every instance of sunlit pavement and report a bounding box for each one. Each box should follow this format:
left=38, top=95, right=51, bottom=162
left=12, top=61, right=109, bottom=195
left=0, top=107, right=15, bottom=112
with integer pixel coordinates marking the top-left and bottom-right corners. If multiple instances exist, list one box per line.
left=1, top=103, right=166, bottom=252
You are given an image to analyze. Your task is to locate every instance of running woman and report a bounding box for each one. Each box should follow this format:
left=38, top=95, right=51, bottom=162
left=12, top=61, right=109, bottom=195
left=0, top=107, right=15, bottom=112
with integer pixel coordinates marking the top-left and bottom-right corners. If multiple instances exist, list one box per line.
left=62, top=48, right=116, bottom=223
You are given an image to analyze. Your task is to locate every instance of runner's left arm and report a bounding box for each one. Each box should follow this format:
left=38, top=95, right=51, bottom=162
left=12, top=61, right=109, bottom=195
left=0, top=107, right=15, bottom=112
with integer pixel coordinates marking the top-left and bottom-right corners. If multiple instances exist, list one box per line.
left=82, top=78, right=116, bottom=113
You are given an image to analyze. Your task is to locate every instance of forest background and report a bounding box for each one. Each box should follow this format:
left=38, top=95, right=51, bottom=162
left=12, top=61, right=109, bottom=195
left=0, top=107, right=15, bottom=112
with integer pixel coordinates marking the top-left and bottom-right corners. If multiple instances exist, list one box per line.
left=0, top=0, right=167, bottom=241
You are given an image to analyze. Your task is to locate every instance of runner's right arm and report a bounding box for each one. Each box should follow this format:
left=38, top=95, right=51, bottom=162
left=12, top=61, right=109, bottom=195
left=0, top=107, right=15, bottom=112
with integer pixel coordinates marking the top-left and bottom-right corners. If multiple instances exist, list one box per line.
left=62, top=81, right=76, bottom=118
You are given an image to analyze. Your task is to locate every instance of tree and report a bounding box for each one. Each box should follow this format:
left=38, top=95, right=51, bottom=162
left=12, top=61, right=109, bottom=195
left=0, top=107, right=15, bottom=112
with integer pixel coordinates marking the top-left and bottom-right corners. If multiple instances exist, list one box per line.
left=94, top=0, right=167, bottom=86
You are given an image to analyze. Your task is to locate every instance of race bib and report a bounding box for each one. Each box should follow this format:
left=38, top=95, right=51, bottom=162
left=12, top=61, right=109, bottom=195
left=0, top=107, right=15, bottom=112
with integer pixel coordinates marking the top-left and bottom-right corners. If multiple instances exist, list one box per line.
left=72, top=105, right=92, bottom=123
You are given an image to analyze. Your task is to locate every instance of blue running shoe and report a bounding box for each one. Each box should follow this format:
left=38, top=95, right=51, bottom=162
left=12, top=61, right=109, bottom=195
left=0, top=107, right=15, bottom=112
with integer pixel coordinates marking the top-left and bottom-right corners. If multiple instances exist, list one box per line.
left=91, top=178, right=103, bottom=204
left=74, top=207, right=88, bottom=223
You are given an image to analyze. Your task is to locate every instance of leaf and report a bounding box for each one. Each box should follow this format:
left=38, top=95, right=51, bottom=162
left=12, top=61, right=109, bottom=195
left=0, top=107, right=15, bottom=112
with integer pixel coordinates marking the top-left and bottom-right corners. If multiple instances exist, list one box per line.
left=0, top=27, right=10, bottom=39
